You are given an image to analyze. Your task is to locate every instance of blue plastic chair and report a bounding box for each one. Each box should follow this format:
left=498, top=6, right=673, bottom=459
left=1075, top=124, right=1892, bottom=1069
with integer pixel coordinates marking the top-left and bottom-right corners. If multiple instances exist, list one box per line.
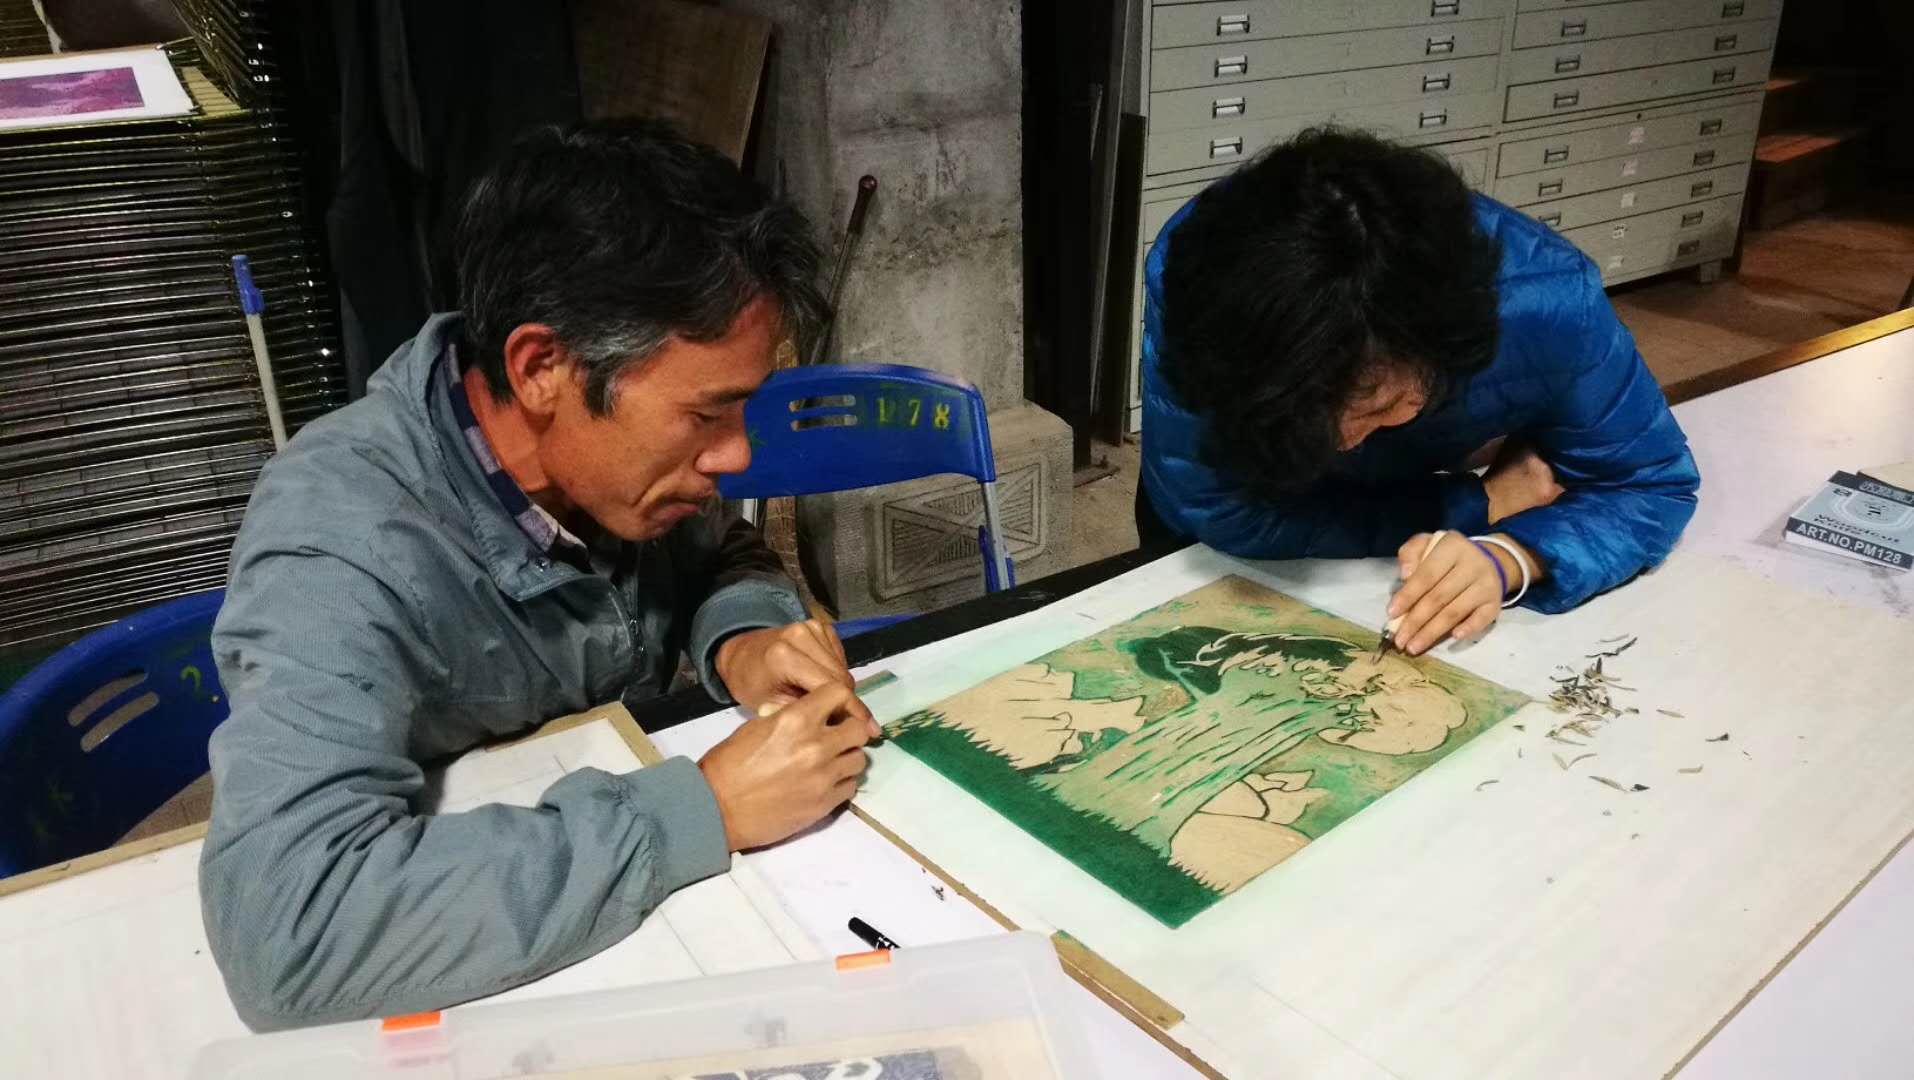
left=0, top=590, right=228, bottom=878
left=719, top=364, right=1015, bottom=637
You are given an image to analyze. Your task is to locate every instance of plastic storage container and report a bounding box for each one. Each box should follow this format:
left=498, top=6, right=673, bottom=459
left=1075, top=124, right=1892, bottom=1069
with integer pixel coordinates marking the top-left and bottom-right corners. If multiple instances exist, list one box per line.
left=189, top=931, right=1096, bottom=1079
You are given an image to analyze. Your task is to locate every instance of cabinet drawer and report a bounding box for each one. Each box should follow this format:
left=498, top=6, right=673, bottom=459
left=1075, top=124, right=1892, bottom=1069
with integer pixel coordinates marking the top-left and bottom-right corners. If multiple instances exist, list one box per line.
left=1517, top=0, right=1654, bottom=8
left=1505, top=51, right=1772, bottom=121
left=1445, top=145, right=1491, bottom=189
left=1150, top=55, right=1497, bottom=132
left=1512, top=0, right=1782, bottom=49
left=1561, top=196, right=1743, bottom=282
left=1150, top=18, right=1503, bottom=91
left=1567, top=192, right=1743, bottom=245
left=1495, top=132, right=1755, bottom=205
left=1154, top=0, right=1511, bottom=50
left=1497, top=98, right=1761, bottom=175
left=1520, top=161, right=1748, bottom=231
left=1143, top=195, right=1196, bottom=241
left=1504, top=19, right=1777, bottom=86
left=1147, top=92, right=1499, bottom=173
left=1147, top=92, right=1500, bottom=174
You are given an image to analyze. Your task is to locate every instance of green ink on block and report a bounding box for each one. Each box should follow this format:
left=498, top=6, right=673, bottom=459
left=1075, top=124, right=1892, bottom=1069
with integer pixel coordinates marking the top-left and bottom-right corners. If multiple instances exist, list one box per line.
left=882, top=575, right=1529, bottom=927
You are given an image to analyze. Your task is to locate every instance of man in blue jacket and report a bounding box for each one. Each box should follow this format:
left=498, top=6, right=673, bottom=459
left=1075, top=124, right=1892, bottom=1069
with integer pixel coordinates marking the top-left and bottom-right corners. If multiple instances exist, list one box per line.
left=1138, top=128, right=1699, bottom=654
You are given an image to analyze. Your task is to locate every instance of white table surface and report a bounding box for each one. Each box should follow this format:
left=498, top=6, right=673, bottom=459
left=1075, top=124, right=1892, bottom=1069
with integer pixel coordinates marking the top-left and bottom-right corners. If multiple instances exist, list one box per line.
left=1658, top=327, right=1914, bottom=1079
left=2, top=328, right=1907, bottom=1079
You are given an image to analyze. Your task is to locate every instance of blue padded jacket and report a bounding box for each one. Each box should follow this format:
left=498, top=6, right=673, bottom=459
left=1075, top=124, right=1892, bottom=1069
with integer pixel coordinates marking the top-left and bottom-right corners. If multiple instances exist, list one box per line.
left=1140, top=193, right=1700, bottom=613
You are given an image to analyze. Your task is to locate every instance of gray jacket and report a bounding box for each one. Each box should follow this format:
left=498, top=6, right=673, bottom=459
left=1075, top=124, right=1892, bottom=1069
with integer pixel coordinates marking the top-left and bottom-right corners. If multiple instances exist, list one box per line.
left=200, top=314, right=804, bottom=1030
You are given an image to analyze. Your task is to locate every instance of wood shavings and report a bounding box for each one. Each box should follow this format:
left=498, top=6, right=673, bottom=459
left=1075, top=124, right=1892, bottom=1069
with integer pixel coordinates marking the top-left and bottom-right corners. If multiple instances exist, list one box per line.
left=1679, top=766, right=1704, bottom=774
left=1705, top=733, right=1730, bottom=743
left=1475, top=780, right=1500, bottom=792
left=1546, top=652, right=1630, bottom=720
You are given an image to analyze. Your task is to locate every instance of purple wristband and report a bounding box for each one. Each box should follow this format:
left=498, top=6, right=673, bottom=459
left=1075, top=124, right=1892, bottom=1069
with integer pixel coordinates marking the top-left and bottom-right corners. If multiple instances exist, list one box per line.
left=1471, top=539, right=1509, bottom=598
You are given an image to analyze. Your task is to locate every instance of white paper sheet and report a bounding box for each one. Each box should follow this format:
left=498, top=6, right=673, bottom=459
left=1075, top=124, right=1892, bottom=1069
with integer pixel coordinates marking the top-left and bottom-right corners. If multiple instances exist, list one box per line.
left=0, top=46, right=194, bottom=132
left=0, top=717, right=818, bottom=1079
left=853, top=547, right=1914, bottom=1079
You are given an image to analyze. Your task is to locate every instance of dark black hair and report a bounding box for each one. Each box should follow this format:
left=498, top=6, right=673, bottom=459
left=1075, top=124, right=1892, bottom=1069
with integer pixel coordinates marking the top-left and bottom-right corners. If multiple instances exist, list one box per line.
left=1159, top=126, right=1501, bottom=496
left=453, top=120, right=826, bottom=414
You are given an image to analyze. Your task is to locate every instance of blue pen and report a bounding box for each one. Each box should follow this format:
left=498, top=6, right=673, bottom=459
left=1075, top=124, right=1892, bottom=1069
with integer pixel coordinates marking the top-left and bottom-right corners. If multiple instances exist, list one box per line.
left=232, top=255, right=288, bottom=450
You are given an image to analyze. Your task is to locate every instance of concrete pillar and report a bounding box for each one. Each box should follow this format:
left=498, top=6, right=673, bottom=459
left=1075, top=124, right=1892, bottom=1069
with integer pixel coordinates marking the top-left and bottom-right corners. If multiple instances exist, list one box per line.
left=735, top=0, right=1074, bottom=617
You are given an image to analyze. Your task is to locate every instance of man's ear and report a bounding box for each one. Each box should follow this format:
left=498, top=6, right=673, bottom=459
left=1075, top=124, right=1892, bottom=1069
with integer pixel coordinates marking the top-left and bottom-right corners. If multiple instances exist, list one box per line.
left=500, top=324, right=573, bottom=417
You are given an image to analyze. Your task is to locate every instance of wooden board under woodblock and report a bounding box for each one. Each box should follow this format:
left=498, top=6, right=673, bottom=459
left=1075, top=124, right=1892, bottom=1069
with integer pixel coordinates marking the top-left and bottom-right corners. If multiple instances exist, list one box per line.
left=0, top=701, right=660, bottom=897
left=850, top=545, right=1914, bottom=1079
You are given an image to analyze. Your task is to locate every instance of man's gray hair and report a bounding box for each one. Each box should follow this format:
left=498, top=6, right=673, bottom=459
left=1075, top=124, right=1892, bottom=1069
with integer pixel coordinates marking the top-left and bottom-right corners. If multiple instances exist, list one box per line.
left=454, top=120, right=827, bottom=414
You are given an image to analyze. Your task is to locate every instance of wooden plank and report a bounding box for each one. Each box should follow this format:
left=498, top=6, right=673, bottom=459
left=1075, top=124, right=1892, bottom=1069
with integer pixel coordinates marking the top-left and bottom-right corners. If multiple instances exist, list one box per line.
left=0, top=821, right=207, bottom=898
left=4, top=701, right=654, bottom=897
left=571, top=0, right=772, bottom=164
left=1662, top=308, right=1914, bottom=406
left=847, top=543, right=1914, bottom=1079
left=1755, top=128, right=1864, bottom=165
left=1668, top=823, right=1914, bottom=1077
left=847, top=802, right=1224, bottom=1078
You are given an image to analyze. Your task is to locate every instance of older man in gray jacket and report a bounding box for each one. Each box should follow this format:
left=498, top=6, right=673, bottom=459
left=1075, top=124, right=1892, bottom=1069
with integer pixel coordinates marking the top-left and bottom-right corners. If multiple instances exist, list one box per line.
left=200, top=122, right=877, bottom=1029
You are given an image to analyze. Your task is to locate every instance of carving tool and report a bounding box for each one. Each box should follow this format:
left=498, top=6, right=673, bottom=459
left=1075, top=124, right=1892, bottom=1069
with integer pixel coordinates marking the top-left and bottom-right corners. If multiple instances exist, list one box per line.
left=1374, top=530, right=1448, bottom=660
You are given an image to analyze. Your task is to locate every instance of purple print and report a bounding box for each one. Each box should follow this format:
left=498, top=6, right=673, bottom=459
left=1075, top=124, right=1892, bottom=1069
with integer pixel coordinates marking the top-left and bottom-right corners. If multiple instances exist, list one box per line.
left=0, top=66, right=144, bottom=120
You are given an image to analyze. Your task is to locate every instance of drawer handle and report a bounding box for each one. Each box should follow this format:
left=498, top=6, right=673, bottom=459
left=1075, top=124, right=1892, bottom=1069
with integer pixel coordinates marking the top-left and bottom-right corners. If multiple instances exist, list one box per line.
left=1678, top=239, right=1703, bottom=256
left=1544, top=146, right=1570, bottom=164
left=1699, top=118, right=1725, bottom=136
left=1693, top=149, right=1717, bottom=166
left=1432, top=0, right=1460, bottom=15
left=1212, top=96, right=1245, bottom=118
left=1426, top=35, right=1456, bottom=55
left=1721, top=0, right=1745, bottom=16
left=1211, top=136, right=1244, bottom=159
left=1682, top=210, right=1707, bottom=227
left=1555, top=55, right=1582, bottom=74
left=1419, top=109, right=1449, bottom=129
left=1691, top=180, right=1715, bottom=198
left=1422, top=73, right=1452, bottom=93
left=1214, top=55, right=1248, bottom=78
left=1217, top=13, right=1250, bottom=35
left=1539, top=212, right=1563, bottom=228
left=1538, top=180, right=1565, bottom=197
left=1553, top=91, right=1581, bottom=109
left=1712, top=66, right=1737, bottom=85
left=1561, top=18, right=1587, bottom=38
left=1715, top=33, right=1739, bottom=51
